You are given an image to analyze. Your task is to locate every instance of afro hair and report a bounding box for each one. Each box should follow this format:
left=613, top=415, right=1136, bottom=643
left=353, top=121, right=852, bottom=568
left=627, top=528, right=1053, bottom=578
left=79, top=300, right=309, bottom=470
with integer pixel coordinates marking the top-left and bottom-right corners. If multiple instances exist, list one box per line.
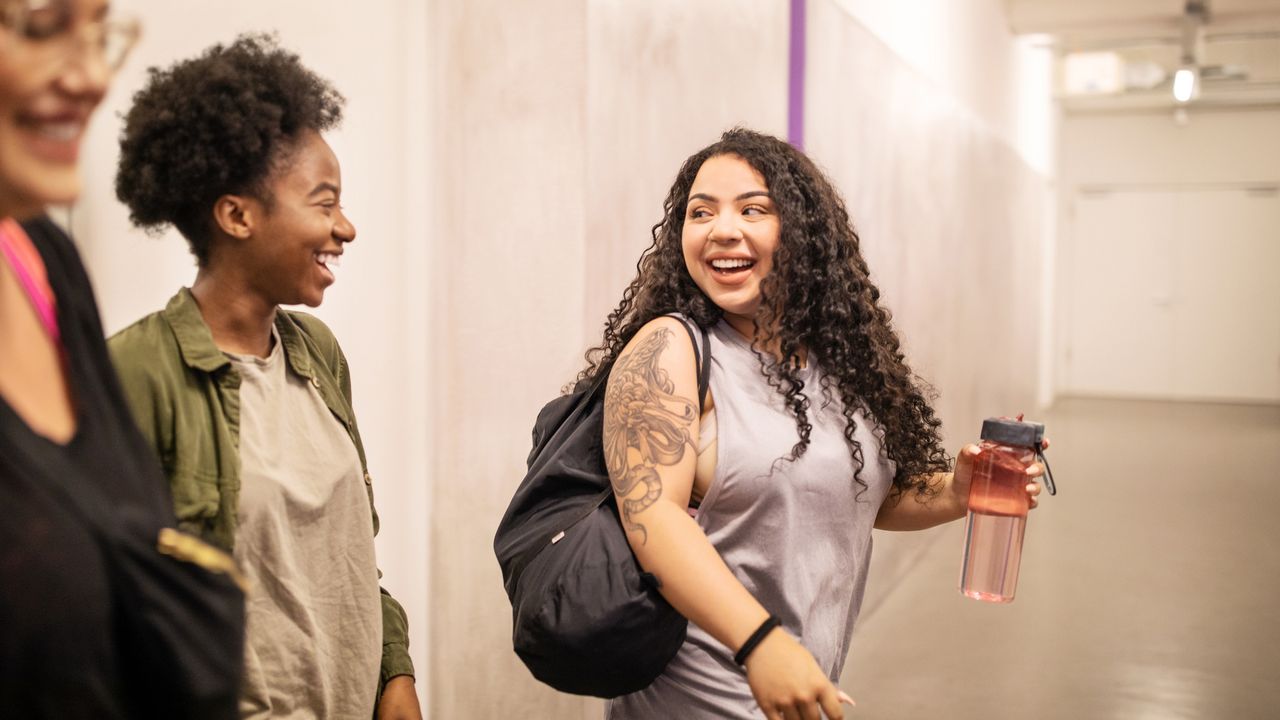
left=115, top=33, right=344, bottom=265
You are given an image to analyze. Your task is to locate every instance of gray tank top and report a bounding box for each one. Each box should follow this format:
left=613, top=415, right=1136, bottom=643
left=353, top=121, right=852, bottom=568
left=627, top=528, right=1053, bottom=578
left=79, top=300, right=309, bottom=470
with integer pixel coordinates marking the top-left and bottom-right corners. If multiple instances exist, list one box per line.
left=607, top=320, right=895, bottom=719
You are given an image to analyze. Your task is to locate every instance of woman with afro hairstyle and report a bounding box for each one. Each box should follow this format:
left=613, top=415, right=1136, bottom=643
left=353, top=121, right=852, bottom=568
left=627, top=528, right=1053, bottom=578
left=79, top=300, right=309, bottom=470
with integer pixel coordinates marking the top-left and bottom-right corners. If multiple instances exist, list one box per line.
left=108, top=34, right=421, bottom=719
left=594, top=129, right=1046, bottom=720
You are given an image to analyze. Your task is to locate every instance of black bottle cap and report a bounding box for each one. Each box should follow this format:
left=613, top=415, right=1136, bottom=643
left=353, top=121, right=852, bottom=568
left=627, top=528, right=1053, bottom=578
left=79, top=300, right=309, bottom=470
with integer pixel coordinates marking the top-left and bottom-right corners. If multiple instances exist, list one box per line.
left=979, top=418, right=1045, bottom=448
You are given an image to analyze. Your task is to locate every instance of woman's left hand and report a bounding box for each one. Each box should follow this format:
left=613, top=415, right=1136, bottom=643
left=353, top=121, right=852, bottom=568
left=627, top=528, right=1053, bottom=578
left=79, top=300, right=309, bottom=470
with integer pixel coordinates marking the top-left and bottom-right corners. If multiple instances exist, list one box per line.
left=951, top=438, right=1050, bottom=513
left=377, top=675, right=423, bottom=720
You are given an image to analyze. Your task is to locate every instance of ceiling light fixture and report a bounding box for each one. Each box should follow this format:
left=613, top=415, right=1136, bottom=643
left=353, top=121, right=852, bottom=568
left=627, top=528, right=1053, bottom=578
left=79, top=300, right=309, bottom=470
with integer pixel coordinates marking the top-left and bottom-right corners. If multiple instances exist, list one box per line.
left=1174, top=1, right=1209, bottom=103
left=1173, top=67, right=1198, bottom=102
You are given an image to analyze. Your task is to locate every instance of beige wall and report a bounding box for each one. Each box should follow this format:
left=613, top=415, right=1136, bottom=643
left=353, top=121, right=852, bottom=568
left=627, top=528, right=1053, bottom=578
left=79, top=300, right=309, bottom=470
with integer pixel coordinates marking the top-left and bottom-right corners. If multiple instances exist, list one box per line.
left=1060, top=110, right=1280, bottom=186
left=424, top=0, right=591, bottom=715
left=584, top=0, right=788, bottom=327
left=799, top=1, right=1052, bottom=690
left=832, top=0, right=1057, bottom=175
left=1056, top=109, right=1280, bottom=400
left=808, top=0, right=1048, bottom=443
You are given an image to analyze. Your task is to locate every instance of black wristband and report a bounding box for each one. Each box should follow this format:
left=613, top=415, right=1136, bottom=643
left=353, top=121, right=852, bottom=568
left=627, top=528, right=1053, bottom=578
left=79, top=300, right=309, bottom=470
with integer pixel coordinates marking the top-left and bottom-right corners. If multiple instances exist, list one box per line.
left=734, top=615, right=782, bottom=666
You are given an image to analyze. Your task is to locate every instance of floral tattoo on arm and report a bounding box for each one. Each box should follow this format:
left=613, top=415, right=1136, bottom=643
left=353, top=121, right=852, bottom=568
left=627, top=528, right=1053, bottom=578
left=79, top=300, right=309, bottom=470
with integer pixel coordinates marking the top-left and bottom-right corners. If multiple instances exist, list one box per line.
left=604, top=328, right=698, bottom=544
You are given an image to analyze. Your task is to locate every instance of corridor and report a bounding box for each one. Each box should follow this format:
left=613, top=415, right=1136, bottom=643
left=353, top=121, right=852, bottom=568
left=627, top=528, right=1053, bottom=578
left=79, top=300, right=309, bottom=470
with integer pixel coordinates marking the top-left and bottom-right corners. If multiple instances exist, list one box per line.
left=842, top=398, right=1280, bottom=719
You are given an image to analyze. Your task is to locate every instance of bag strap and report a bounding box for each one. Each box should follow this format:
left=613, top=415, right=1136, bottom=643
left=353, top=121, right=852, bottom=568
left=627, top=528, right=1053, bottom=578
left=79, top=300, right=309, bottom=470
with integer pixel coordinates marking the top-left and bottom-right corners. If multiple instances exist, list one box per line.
left=664, top=313, right=711, bottom=413
left=0, top=218, right=61, bottom=345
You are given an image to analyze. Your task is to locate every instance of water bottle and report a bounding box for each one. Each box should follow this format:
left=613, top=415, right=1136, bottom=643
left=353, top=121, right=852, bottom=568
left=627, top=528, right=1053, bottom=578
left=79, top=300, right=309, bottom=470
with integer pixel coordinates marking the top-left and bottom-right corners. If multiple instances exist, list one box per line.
left=959, top=417, right=1056, bottom=603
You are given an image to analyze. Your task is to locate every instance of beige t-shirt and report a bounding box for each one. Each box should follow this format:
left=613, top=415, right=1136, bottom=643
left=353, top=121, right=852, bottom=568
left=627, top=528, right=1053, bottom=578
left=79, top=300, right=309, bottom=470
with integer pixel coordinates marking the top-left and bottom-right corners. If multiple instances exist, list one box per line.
left=227, top=333, right=382, bottom=719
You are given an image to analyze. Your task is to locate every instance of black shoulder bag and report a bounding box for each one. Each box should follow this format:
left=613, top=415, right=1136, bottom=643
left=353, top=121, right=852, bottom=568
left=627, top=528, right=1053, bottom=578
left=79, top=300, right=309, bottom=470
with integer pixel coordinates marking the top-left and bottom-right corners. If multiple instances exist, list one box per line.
left=493, top=317, right=711, bottom=698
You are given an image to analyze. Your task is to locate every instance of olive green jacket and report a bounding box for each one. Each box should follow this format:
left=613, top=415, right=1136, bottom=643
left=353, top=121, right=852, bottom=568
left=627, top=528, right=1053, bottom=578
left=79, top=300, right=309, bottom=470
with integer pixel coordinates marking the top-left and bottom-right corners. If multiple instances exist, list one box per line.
left=107, top=288, right=413, bottom=691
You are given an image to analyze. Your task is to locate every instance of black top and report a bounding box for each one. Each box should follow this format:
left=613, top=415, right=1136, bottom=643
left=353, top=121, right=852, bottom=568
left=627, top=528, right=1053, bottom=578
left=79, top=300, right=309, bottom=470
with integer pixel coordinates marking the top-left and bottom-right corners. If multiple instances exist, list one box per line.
left=0, top=218, right=239, bottom=717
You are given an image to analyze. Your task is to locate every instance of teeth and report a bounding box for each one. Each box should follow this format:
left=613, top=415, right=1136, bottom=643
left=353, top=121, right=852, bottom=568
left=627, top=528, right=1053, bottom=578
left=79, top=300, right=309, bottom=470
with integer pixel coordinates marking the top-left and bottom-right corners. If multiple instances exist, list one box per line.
left=316, top=252, right=341, bottom=269
left=711, top=258, right=753, bottom=270
left=35, top=121, right=81, bottom=142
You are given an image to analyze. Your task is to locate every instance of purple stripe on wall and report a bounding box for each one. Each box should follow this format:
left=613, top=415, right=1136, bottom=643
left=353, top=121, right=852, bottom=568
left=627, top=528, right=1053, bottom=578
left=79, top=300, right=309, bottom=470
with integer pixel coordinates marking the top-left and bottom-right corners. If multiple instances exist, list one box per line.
left=788, top=0, right=807, bottom=149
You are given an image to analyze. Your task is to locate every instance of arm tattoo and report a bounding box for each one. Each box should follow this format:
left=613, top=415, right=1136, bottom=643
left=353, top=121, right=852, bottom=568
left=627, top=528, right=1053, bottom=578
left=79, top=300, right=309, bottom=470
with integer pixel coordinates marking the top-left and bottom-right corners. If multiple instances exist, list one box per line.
left=604, top=328, right=698, bottom=544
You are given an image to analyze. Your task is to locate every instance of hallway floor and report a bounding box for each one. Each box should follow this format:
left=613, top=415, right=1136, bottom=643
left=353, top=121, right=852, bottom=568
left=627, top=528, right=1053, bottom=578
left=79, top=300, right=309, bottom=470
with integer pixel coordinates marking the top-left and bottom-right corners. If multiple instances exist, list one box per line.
left=839, top=398, right=1280, bottom=719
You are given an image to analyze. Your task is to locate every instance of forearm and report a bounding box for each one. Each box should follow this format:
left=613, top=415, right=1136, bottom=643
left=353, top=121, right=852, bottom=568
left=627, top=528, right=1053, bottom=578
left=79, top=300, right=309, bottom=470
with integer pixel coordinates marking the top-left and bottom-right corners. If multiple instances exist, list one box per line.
left=873, top=472, right=967, bottom=531
left=629, top=501, right=771, bottom=655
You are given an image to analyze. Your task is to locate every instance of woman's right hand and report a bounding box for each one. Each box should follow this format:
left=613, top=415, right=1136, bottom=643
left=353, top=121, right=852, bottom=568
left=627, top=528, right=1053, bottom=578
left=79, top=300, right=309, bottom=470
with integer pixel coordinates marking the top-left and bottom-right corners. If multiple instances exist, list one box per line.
left=745, top=629, right=851, bottom=720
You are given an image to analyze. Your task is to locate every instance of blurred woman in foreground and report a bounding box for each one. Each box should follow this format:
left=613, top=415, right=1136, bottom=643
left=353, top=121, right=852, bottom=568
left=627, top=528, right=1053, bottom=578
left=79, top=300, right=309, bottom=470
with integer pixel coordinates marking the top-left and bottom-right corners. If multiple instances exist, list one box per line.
left=0, top=1, right=243, bottom=717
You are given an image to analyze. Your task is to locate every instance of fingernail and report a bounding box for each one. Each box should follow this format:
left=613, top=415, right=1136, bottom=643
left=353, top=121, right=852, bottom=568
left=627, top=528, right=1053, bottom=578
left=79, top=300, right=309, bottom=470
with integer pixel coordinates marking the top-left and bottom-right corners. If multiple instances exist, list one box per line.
left=839, top=690, right=856, bottom=706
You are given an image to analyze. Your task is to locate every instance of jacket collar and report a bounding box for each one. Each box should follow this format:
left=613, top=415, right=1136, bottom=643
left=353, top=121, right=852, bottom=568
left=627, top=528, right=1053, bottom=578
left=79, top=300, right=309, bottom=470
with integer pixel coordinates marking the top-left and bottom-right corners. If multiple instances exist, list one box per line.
left=163, top=287, right=313, bottom=379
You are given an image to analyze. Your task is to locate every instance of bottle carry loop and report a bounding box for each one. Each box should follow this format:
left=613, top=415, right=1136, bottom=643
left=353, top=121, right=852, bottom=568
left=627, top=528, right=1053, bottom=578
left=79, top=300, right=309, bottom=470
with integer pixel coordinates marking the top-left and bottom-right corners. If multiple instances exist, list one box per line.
left=1036, top=448, right=1057, bottom=496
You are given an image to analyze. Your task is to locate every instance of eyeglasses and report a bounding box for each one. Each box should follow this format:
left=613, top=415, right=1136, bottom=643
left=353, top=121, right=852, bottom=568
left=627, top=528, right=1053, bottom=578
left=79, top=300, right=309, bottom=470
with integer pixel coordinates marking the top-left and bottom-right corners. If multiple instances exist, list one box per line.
left=1, top=0, right=141, bottom=72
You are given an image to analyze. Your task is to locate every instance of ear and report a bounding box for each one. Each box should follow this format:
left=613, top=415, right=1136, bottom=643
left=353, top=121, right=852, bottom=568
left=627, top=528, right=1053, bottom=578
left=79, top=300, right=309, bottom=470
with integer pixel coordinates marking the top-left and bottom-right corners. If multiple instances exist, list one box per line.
left=211, top=194, right=258, bottom=241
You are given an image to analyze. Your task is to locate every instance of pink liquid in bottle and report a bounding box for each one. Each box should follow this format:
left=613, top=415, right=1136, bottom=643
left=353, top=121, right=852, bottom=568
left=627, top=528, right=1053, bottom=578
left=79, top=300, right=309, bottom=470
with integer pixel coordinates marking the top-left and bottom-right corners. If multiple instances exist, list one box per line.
left=959, top=418, right=1050, bottom=603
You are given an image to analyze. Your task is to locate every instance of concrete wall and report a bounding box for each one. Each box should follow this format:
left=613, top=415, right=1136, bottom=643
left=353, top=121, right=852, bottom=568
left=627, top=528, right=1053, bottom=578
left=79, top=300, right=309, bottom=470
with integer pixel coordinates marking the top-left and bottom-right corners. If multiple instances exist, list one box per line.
left=800, top=0, right=1053, bottom=691
left=583, top=0, right=789, bottom=328
left=809, top=0, right=1048, bottom=440
left=423, top=0, right=591, bottom=715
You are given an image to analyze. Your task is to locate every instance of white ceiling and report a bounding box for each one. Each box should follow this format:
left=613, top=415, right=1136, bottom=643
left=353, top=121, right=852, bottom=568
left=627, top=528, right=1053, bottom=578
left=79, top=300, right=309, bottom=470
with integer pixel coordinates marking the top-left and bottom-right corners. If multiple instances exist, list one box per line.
left=1008, top=1, right=1280, bottom=111
left=1006, top=0, right=1280, bottom=41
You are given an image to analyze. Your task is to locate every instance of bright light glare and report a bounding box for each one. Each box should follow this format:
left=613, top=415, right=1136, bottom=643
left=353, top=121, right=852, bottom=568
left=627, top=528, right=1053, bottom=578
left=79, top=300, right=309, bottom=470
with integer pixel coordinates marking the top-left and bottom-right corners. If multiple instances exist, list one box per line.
left=1173, top=68, right=1196, bottom=102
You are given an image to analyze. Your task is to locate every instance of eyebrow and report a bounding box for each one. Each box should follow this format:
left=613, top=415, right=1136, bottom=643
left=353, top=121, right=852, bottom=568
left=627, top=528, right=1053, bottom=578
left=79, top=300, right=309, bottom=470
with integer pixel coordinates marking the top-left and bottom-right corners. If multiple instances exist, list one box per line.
left=688, top=191, right=772, bottom=203
left=308, top=182, right=341, bottom=198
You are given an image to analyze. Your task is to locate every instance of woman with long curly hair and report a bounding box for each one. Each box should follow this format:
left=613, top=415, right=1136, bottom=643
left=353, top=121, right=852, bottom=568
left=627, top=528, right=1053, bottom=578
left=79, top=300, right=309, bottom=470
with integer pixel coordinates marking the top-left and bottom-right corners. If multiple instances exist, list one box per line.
left=597, top=128, right=1044, bottom=719
left=108, top=34, right=420, bottom=719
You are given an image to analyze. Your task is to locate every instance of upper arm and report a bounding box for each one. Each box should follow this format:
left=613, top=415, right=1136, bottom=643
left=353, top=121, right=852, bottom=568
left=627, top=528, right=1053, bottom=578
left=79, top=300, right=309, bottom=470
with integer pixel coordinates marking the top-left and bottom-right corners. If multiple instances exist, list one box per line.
left=108, top=331, right=168, bottom=456
left=378, top=587, right=415, bottom=683
left=602, top=317, right=701, bottom=544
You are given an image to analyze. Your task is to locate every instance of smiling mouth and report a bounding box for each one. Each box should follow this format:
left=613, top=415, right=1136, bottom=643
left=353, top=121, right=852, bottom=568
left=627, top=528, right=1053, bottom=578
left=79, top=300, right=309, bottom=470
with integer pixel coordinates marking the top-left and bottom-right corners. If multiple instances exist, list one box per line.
left=15, top=116, right=86, bottom=162
left=709, top=257, right=755, bottom=275
left=26, top=120, right=82, bottom=141
left=315, top=252, right=341, bottom=277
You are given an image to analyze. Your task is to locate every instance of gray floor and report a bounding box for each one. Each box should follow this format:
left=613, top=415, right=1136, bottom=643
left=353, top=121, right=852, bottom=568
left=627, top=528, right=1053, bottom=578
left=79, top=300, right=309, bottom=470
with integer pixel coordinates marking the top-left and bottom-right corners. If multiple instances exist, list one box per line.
left=840, top=398, right=1280, bottom=719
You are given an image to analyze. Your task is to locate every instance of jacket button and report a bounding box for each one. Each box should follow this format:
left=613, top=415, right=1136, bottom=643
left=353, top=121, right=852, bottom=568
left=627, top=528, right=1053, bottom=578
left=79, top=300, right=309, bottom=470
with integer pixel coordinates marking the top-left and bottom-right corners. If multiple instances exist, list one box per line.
left=311, top=375, right=321, bottom=388
left=364, top=472, right=373, bottom=486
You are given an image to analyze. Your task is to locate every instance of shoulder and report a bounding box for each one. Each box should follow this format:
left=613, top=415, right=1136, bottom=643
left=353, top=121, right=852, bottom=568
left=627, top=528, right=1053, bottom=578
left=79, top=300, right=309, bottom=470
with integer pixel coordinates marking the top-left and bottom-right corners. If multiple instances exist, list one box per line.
left=21, top=216, right=96, bottom=306
left=108, top=311, right=177, bottom=366
left=280, top=309, right=348, bottom=374
left=282, top=309, right=338, bottom=347
left=281, top=309, right=340, bottom=352
left=20, top=215, right=74, bottom=254
left=613, top=316, right=700, bottom=380
left=626, top=315, right=694, bottom=348
left=108, top=311, right=182, bottom=391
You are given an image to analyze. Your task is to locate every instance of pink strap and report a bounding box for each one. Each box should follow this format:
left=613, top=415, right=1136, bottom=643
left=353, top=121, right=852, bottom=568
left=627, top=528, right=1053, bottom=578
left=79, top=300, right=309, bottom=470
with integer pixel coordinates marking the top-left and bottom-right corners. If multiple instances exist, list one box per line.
left=0, top=218, right=61, bottom=344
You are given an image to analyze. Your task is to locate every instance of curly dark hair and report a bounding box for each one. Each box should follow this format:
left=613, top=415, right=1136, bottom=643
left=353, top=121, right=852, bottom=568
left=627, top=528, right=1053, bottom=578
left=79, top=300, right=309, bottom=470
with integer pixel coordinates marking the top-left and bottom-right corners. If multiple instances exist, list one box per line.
left=580, top=128, right=952, bottom=499
left=114, top=33, right=344, bottom=265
